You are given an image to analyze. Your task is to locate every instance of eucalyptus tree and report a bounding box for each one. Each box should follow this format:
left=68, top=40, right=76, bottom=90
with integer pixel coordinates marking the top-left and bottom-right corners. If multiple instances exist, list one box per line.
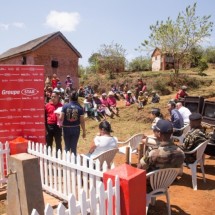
left=139, top=3, right=213, bottom=75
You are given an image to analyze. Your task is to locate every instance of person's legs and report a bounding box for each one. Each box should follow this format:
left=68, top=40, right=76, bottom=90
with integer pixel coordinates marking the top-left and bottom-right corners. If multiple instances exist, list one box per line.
left=46, top=124, right=54, bottom=149
left=63, top=127, right=80, bottom=156
left=63, top=127, right=71, bottom=152
left=70, top=127, right=80, bottom=155
left=54, top=125, right=62, bottom=153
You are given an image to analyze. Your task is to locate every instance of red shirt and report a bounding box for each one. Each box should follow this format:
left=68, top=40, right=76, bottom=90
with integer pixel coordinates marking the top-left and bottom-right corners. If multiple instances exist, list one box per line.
left=175, top=90, right=188, bottom=99
left=101, top=98, right=109, bottom=107
left=45, top=102, right=62, bottom=124
left=52, top=79, right=58, bottom=89
left=107, top=97, right=117, bottom=107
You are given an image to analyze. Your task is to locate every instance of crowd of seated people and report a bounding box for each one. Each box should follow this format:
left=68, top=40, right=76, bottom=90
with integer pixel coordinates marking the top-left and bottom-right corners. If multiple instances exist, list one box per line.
left=44, top=76, right=162, bottom=123
left=44, top=75, right=213, bottom=185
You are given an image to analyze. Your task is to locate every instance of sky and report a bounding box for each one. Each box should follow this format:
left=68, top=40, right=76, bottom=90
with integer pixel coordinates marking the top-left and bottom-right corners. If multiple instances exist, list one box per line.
left=0, top=0, right=215, bottom=67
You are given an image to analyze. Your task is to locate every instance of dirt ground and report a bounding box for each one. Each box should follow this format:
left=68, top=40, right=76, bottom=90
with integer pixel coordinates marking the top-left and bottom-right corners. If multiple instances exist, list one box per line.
left=1, top=155, right=215, bottom=215
left=112, top=152, right=215, bottom=215
left=1, top=71, right=215, bottom=214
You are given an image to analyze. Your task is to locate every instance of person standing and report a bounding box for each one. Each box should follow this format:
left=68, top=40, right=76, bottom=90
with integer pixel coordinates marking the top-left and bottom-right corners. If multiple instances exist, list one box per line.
left=60, top=91, right=86, bottom=155
left=45, top=92, right=63, bottom=153
left=51, top=73, right=59, bottom=89
left=65, top=75, right=73, bottom=87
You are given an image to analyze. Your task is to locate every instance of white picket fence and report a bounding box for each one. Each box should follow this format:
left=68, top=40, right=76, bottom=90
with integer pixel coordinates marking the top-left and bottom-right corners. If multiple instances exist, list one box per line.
left=0, top=142, right=10, bottom=186
left=32, top=176, right=120, bottom=215
left=27, top=142, right=115, bottom=201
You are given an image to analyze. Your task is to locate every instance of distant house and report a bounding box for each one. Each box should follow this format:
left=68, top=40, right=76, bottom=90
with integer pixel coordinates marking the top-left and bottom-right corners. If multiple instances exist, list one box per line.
left=0, top=31, right=82, bottom=88
left=151, top=48, right=175, bottom=71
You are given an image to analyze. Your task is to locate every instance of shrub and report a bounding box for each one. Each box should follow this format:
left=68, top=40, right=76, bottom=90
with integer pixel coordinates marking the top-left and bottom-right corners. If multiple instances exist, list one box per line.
left=128, top=56, right=151, bottom=72
left=198, top=58, right=208, bottom=75
left=153, top=79, right=171, bottom=95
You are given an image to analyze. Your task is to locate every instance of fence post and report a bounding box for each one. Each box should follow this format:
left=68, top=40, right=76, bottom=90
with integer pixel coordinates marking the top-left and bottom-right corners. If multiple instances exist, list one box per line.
left=7, top=153, right=45, bottom=215
left=138, top=143, right=144, bottom=162
left=103, top=163, right=146, bottom=215
left=125, top=147, right=130, bottom=164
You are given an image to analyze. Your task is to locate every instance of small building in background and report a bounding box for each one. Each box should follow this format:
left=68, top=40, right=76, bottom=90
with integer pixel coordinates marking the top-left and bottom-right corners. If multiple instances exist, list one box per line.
left=151, top=48, right=175, bottom=71
left=0, top=31, right=82, bottom=88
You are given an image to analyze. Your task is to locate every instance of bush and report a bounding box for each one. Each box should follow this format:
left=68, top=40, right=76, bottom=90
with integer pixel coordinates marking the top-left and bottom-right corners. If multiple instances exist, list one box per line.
left=128, top=56, right=151, bottom=72
left=198, top=58, right=208, bottom=75
left=153, top=79, right=171, bottom=95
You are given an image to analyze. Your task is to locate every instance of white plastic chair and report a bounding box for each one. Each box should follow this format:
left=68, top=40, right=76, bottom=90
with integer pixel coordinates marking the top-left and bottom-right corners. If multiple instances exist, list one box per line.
left=172, top=124, right=190, bottom=145
left=92, top=148, right=119, bottom=168
left=117, top=133, right=143, bottom=164
left=184, top=139, right=209, bottom=190
left=146, top=168, right=179, bottom=215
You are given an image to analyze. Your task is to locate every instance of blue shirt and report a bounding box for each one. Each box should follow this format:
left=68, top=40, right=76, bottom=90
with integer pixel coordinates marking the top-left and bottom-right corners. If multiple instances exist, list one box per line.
left=171, top=109, right=184, bottom=129
left=61, top=101, right=84, bottom=126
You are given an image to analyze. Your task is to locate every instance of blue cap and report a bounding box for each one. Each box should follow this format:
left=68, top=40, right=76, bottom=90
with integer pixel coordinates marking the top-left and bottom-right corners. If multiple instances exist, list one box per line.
left=189, top=113, right=202, bottom=121
left=153, top=119, right=173, bottom=133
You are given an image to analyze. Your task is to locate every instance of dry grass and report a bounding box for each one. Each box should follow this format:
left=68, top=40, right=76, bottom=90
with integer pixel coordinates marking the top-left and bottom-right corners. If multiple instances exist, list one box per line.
left=77, top=68, right=215, bottom=155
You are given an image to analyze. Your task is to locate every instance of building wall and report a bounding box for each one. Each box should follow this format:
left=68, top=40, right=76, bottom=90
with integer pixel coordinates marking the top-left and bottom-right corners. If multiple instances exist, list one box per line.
left=0, top=36, right=80, bottom=88
left=152, top=55, right=162, bottom=71
left=151, top=48, right=162, bottom=71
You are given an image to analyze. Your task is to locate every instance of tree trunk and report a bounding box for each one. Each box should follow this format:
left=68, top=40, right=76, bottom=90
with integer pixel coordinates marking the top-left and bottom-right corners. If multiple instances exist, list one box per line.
left=173, top=56, right=180, bottom=76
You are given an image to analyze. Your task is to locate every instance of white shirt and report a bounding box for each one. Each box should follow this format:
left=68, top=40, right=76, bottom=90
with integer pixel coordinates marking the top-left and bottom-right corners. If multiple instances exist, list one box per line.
left=151, top=117, right=162, bottom=129
left=178, top=106, right=191, bottom=124
left=90, top=135, right=118, bottom=159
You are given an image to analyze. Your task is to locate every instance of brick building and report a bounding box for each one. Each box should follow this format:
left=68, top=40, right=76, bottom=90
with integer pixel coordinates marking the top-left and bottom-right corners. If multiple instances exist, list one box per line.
left=0, top=31, right=82, bottom=88
left=151, top=48, right=175, bottom=71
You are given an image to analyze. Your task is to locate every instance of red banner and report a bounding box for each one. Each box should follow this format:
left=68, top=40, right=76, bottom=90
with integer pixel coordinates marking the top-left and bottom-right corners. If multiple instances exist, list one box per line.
left=0, top=65, right=45, bottom=143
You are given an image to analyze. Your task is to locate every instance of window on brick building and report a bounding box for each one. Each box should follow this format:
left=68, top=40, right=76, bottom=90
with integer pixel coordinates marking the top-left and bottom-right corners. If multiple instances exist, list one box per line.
left=22, top=56, right=27, bottom=65
left=51, top=60, right=59, bottom=68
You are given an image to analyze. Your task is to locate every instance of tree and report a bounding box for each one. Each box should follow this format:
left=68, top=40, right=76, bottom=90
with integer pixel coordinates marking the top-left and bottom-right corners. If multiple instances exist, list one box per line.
left=204, top=46, right=215, bottom=64
left=128, top=56, right=151, bottom=72
left=189, top=46, right=204, bottom=67
left=88, top=53, right=102, bottom=73
left=88, top=42, right=126, bottom=76
left=139, top=3, right=213, bottom=75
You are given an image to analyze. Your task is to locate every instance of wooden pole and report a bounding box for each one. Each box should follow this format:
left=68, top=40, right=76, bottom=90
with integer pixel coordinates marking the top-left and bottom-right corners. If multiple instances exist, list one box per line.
left=138, top=143, right=144, bottom=162
left=125, top=147, right=130, bottom=164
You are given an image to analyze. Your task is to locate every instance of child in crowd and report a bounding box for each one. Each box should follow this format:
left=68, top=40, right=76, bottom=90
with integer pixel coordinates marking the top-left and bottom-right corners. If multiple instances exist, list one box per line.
left=51, top=73, right=59, bottom=89
left=137, top=91, right=145, bottom=109
left=125, top=90, right=135, bottom=106
left=65, top=75, right=73, bottom=88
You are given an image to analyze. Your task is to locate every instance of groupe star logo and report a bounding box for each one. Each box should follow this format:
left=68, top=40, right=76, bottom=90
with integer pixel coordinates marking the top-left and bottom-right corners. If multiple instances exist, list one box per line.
left=1, top=88, right=39, bottom=96
left=21, top=88, right=39, bottom=96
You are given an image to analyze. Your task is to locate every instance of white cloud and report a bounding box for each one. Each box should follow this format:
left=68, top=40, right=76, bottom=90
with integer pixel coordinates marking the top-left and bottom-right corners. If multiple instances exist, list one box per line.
left=12, top=22, right=26, bottom=29
left=45, top=10, right=80, bottom=32
left=0, top=23, right=9, bottom=30
left=0, top=22, right=26, bottom=31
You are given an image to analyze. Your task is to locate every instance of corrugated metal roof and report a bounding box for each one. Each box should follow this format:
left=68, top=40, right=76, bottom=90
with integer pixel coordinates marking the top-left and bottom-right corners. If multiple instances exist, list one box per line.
left=0, top=31, right=82, bottom=60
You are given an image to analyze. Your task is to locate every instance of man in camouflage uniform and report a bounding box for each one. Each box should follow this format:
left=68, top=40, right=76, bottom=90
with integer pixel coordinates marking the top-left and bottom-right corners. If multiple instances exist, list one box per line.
left=182, top=113, right=208, bottom=164
left=138, top=119, right=185, bottom=172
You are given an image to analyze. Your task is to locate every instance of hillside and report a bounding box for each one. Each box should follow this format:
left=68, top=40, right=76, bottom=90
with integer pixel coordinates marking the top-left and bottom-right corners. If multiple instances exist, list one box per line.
left=78, top=68, right=215, bottom=153
left=77, top=69, right=215, bottom=215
